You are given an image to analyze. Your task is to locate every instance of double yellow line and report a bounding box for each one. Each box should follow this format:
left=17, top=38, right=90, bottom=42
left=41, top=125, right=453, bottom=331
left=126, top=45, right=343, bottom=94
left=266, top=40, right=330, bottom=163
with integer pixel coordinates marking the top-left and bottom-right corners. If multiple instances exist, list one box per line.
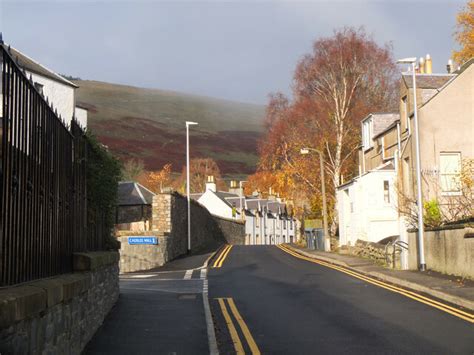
left=212, top=245, right=233, bottom=268
left=216, top=297, right=261, bottom=355
left=277, top=244, right=474, bottom=324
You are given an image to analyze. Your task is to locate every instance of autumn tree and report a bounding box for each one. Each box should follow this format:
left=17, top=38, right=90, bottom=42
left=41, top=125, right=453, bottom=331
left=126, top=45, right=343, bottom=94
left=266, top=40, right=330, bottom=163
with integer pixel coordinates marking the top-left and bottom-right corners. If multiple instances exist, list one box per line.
left=453, top=0, right=474, bottom=65
left=174, top=158, right=225, bottom=193
left=144, top=163, right=172, bottom=193
left=254, top=27, right=397, bottom=232
left=122, top=158, right=144, bottom=181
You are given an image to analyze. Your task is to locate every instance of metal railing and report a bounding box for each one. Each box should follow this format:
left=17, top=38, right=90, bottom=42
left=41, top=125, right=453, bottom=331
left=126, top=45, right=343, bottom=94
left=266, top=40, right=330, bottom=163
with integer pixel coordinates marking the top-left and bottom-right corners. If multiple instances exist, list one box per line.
left=0, top=45, right=103, bottom=286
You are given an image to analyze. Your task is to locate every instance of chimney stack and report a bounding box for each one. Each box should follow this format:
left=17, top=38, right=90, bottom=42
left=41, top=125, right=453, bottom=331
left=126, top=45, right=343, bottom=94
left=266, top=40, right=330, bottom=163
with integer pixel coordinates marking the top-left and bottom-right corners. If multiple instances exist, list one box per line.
left=425, top=54, right=432, bottom=74
left=228, top=180, right=242, bottom=195
left=206, top=175, right=216, bottom=192
left=419, top=57, right=425, bottom=74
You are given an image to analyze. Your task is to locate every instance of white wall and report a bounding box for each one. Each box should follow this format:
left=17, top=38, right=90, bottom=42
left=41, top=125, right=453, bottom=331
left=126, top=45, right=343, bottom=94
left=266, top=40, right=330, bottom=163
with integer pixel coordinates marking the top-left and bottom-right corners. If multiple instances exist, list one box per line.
left=198, top=190, right=234, bottom=220
left=29, top=72, right=75, bottom=126
left=75, top=107, right=88, bottom=128
left=338, top=170, right=400, bottom=246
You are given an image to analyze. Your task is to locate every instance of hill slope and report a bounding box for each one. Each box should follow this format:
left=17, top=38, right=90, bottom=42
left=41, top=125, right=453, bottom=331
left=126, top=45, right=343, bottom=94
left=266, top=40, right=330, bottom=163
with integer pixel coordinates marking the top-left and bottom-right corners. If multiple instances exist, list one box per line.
left=74, top=80, right=265, bottom=175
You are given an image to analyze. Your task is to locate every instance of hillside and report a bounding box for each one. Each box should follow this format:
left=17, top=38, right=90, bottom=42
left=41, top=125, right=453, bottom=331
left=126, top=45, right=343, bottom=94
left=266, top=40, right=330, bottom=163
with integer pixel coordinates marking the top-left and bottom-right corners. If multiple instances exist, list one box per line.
left=73, top=80, right=265, bottom=175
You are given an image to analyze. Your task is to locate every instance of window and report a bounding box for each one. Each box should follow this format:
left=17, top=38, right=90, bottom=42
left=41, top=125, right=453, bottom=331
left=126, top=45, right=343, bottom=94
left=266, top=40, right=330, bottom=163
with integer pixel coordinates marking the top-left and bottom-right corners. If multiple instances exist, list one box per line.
left=284, top=220, right=287, bottom=230
left=362, top=118, right=373, bottom=150
left=34, top=82, right=44, bottom=95
left=383, top=180, right=390, bottom=204
left=290, top=220, right=293, bottom=230
left=440, top=152, right=461, bottom=195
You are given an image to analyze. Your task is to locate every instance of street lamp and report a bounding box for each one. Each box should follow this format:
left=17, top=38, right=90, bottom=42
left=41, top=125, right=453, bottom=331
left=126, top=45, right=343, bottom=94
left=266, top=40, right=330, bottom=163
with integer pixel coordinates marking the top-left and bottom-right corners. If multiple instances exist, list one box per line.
left=396, top=57, right=426, bottom=271
left=300, top=147, right=330, bottom=252
left=186, top=121, right=198, bottom=253
left=239, top=180, right=248, bottom=219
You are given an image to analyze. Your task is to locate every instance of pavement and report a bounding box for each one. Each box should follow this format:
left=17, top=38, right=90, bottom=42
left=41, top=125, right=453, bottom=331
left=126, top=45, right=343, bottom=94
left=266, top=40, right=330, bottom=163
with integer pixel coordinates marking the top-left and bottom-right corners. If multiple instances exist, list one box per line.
left=286, top=243, right=474, bottom=312
left=84, top=250, right=220, bottom=355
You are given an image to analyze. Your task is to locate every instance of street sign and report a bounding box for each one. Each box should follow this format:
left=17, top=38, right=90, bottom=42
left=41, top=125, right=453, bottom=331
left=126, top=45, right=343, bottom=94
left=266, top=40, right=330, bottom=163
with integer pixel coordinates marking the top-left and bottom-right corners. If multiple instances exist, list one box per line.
left=128, top=237, right=159, bottom=245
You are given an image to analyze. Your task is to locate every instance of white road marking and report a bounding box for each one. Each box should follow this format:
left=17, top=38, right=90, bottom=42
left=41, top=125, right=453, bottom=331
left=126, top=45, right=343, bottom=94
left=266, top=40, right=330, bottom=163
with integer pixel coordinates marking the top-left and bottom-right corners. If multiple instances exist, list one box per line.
left=202, top=275, right=218, bottom=355
left=184, top=269, right=193, bottom=280
left=200, top=268, right=207, bottom=279
left=124, top=274, right=154, bottom=279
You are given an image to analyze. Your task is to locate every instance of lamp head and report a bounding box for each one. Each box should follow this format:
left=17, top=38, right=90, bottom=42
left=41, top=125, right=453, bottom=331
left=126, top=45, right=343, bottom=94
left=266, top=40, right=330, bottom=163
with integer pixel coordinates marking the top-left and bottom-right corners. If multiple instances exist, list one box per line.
left=396, top=57, right=417, bottom=64
left=300, top=148, right=310, bottom=155
left=186, top=121, right=198, bottom=126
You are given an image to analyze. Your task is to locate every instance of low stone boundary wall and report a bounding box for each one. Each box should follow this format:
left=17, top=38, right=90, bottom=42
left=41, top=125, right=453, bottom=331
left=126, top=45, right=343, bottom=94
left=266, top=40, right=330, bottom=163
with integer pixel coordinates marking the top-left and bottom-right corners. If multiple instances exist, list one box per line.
left=0, top=251, right=119, bottom=354
left=408, top=226, right=474, bottom=278
left=117, top=231, right=167, bottom=273
left=117, top=193, right=246, bottom=273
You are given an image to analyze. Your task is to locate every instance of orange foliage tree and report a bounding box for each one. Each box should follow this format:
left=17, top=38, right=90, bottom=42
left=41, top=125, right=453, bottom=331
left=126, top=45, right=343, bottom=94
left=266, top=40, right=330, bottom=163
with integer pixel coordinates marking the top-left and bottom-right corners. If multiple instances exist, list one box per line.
left=453, top=0, right=474, bottom=65
left=146, top=163, right=172, bottom=193
left=173, top=158, right=225, bottom=193
left=252, top=27, right=397, bottom=231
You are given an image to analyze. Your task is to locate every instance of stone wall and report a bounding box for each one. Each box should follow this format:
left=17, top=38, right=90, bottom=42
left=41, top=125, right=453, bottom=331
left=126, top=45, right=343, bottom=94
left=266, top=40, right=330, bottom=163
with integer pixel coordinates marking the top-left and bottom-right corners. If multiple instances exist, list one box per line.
left=0, top=251, right=119, bottom=355
left=117, top=193, right=245, bottom=273
left=215, top=216, right=245, bottom=245
left=117, top=231, right=167, bottom=273
left=408, top=226, right=474, bottom=278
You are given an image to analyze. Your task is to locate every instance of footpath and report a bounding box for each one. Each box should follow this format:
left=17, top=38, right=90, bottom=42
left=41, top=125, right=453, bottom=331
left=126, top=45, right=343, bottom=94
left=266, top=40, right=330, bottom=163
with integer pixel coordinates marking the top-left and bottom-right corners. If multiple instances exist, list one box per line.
left=84, top=250, right=218, bottom=355
left=286, top=244, right=474, bottom=312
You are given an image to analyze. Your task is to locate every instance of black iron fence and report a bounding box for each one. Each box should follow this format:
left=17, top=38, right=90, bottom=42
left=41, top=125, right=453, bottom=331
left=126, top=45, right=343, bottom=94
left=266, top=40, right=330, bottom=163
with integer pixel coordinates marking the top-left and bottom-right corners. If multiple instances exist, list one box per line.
left=0, top=44, right=106, bottom=286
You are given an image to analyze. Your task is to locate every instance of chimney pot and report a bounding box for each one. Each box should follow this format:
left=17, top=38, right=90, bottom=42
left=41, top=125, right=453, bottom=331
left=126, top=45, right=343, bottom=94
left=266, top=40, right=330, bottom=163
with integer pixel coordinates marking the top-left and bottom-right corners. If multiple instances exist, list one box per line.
left=447, top=59, right=454, bottom=74
left=419, top=57, right=425, bottom=74
left=425, top=54, right=432, bottom=74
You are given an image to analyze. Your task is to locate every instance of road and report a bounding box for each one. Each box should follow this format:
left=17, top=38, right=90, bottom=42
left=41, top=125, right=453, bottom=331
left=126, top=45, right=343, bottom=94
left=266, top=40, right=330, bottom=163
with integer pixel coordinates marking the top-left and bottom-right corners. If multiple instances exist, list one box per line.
left=209, top=245, right=474, bottom=354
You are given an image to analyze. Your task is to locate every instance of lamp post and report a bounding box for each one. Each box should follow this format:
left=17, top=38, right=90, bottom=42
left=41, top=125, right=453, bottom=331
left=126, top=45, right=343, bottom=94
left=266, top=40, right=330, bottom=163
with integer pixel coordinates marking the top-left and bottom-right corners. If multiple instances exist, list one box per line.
left=300, top=148, right=330, bottom=251
left=186, top=121, right=198, bottom=253
left=239, top=180, right=248, bottom=219
left=396, top=57, right=426, bottom=271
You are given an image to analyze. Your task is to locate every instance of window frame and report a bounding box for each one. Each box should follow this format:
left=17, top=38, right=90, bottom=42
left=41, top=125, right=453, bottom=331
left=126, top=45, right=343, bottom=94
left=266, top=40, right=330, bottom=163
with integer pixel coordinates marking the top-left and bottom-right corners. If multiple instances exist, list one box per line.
left=439, top=152, right=462, bottom=196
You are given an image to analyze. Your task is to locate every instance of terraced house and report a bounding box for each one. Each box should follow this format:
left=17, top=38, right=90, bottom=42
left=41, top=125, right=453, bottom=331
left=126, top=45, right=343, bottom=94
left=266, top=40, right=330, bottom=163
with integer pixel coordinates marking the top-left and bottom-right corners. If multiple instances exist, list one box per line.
left=191, top=177, right=297, bottom=245
left=337, top=56, right=473, bottom=269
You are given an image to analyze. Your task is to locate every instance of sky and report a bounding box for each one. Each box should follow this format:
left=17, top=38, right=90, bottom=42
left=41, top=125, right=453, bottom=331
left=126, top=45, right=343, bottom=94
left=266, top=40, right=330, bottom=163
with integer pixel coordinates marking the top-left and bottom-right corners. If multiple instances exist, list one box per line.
left=0, top=0, right=464, bottom=104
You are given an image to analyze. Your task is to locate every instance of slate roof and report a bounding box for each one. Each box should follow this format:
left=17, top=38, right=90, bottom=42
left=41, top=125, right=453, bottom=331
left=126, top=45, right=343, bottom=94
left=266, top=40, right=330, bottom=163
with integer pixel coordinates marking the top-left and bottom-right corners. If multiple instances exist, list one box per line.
left=371, top=113, right=400, bottom=137
left=402, top=74, right=455, bottom=90
left=118, top=181, right=155, bottom=206
left=4, top=45, right=79, bottom=88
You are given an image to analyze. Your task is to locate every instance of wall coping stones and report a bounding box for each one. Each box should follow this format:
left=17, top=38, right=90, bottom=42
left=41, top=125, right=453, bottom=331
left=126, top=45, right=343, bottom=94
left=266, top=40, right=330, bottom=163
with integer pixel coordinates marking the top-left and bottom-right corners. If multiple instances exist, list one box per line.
left=212, top=214, right=245, bottom=225
left=0, top=285, right=46, bottom=328
left=115, top=230, right=166, bottom=237
left=0, top=251, right=119, bottom=330
left=73, top=251, right=120, bottom=271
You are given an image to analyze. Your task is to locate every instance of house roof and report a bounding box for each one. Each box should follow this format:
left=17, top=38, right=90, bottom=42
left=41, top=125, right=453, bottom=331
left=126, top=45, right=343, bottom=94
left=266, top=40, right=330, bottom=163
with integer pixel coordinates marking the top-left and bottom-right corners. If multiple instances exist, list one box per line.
left=417, top=58, right=474, bottom=111
left=118, top=181, right=155, bottom=206
left=402, top=73, right=456, bottom=90
left=190, top=193, right=203, bottom=201
left=3, top=44, right=79, bottom=88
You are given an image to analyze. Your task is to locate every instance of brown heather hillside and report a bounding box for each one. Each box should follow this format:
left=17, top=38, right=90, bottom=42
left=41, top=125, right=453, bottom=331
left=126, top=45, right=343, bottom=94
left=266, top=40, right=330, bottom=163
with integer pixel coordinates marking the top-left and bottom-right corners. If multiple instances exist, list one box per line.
left=73, top=80, right=265, bottom=176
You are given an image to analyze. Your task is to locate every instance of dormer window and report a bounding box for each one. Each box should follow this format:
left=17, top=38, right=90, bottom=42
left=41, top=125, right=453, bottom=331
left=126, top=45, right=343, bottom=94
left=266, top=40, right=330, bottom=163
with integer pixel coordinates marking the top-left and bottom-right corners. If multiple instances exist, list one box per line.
left=362, top=118, right=373, bottom=150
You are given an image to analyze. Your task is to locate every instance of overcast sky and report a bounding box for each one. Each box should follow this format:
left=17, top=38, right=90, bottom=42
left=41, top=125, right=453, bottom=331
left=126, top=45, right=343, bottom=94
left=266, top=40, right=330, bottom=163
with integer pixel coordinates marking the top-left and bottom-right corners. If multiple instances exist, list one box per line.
left=0, top=0, right=464, bottom=104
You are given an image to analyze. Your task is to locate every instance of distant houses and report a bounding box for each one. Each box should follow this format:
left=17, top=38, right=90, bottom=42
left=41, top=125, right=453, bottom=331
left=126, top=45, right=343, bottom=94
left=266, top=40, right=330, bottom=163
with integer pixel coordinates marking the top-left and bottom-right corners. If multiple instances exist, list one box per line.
left=191, top=176, right=298, bottom=245
left=336, top=55, right=473, bottom=268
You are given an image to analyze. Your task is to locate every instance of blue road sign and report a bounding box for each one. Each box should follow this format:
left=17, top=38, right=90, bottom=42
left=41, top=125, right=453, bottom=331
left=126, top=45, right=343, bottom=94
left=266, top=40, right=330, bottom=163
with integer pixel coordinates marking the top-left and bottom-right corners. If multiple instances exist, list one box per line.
left=128, top=237, right=159, bottom=245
